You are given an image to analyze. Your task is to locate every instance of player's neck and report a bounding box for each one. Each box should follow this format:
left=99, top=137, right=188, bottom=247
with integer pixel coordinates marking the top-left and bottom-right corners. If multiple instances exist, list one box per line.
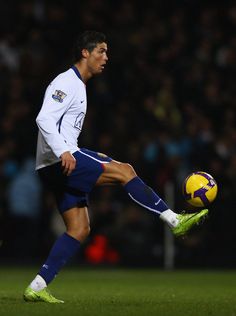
left=74, top=63, right=92, bottom=83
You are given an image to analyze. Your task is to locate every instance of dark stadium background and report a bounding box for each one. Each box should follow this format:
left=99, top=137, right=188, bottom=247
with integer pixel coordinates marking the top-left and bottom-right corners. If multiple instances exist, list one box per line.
left=0, top=0, right=235, bottom=269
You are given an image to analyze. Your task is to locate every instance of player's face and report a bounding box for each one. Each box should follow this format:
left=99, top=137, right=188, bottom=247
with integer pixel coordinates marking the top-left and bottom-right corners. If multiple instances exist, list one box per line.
left=87, top=42, right=108, bottom=75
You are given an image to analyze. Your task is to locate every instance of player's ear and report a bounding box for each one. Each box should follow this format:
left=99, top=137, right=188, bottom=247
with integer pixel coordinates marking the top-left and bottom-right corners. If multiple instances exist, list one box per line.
left=82, top=49, right=90, bottom=58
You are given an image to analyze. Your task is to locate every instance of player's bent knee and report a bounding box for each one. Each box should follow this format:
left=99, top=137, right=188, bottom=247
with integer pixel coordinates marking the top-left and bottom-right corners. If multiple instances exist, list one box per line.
left=67, top=225, right=90, bottom=242
left=78, top=225, right=90, bottom=241
left=119, top=162, right=137, bottom=183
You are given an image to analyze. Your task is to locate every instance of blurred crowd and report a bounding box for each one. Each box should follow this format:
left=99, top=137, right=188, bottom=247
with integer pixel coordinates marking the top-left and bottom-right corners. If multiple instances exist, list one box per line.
left=0, top=0, right=236, bottom=268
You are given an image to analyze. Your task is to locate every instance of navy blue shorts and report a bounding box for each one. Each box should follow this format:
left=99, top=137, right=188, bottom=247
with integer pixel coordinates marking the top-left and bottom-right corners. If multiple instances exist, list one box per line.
left=38, top=148, right=112, bottom=213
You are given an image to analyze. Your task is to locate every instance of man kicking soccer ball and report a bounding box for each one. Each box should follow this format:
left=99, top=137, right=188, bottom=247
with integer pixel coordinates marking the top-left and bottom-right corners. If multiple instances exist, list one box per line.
left=23, top=31, right=208, bottom=303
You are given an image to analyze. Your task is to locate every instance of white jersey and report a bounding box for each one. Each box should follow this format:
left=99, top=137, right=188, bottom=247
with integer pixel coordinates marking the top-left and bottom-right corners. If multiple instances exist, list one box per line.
left=36, top=66, right=87, bottom=170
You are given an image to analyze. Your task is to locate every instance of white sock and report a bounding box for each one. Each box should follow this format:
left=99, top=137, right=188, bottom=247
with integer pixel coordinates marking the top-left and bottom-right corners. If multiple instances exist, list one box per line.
left=160, top=209, right=179, bottom=228
left=30, top=274, right=47, bottom=292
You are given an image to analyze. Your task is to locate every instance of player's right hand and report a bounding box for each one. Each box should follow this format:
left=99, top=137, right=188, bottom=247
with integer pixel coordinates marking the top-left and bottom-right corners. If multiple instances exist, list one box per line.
left=60, top=151, right=76, bottom=176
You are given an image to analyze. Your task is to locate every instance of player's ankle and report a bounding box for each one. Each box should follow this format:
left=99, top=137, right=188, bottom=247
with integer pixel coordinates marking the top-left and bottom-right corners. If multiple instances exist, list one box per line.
left=30, top=274, right=47, bottom=292
left=160, top=209, right=179, bottom=228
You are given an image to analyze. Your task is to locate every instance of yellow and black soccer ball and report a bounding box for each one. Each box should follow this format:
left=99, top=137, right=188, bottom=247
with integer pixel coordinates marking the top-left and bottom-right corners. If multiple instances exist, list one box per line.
left=183, top=171, right=218, bottom=207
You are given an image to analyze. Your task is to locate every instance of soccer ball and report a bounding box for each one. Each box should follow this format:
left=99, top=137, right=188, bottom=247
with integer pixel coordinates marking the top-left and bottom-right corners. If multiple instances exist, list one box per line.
left=183, top=171, right=218, bottom=207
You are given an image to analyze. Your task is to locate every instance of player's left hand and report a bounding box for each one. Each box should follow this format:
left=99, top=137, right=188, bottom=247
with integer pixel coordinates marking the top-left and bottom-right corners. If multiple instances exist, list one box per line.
left=61, top=151, right=76, bottom=176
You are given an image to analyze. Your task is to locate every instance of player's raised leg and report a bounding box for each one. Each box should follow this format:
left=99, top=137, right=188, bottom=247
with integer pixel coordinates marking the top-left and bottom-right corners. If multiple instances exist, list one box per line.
left=23, top=206, right=90, bottom=303
left=96, top=160, right=208, bottom=236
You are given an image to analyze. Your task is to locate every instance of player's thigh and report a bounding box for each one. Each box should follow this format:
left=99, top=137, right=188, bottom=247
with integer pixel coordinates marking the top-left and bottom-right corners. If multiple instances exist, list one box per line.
left=96, top=160, right=137, bottom=185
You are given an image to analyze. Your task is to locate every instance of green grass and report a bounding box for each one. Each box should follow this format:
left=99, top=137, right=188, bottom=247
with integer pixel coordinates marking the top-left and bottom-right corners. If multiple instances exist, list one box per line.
left=0, top=267, right=236, bottom=316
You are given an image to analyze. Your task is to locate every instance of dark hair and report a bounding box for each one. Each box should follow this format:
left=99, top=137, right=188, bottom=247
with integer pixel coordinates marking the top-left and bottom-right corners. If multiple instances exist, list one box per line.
left=74, top=31, right=106, bottom=62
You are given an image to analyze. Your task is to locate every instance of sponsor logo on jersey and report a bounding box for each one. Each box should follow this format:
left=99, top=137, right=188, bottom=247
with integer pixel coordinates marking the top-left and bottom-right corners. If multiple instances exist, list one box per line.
left=52, top=90, right=67, bottom=103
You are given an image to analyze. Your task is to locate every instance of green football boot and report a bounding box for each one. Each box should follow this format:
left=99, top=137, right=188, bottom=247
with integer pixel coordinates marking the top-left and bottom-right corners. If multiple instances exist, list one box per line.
left=172, top=209, right=208, bottom=237
left=23, top=286, right=64, bottom=303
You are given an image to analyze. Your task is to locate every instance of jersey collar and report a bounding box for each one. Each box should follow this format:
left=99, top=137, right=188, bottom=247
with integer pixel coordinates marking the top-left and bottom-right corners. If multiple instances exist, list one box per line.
left=71, top=65, right=83, bottom=82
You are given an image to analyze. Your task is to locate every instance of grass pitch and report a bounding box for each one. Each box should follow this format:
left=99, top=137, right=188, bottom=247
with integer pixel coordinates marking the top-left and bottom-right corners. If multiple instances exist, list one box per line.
left=0, top=267, right=235, bottom=316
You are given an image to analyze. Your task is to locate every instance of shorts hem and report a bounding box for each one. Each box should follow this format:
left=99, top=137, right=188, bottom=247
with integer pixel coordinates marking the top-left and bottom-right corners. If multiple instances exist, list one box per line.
left=59, top=201, right=89, bottom=214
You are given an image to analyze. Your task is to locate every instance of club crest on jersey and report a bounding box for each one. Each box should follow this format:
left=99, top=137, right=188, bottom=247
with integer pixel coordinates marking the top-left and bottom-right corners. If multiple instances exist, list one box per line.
left=52, top=90, right=67, bottom=103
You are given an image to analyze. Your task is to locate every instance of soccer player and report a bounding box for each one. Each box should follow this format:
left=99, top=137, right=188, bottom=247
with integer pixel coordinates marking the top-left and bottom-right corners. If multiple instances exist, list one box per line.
left=23, top=31, right=208, bottom=303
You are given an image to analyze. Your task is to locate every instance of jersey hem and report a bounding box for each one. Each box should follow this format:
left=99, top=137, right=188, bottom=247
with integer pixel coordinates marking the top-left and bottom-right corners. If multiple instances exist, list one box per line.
left=35, top=159, right=61, bottom=170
